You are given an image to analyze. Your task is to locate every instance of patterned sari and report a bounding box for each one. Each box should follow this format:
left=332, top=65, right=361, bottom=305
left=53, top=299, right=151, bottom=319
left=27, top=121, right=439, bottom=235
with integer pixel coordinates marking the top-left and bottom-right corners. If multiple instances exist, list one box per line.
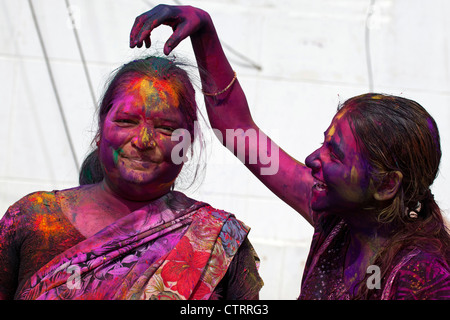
left=14, top=191, right=250, bottom=300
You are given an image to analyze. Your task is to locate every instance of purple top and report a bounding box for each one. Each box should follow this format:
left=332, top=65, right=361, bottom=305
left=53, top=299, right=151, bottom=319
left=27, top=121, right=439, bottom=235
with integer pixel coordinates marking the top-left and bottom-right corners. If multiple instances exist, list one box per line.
left=299, top=214, right=450, bottom=300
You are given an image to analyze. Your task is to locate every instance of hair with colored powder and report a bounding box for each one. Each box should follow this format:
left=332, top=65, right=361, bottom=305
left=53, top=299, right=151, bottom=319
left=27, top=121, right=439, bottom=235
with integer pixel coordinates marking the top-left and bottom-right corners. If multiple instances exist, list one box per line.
left=79, top=55, right=205, bottom=190
left=337, top=93, right=450, bottom=298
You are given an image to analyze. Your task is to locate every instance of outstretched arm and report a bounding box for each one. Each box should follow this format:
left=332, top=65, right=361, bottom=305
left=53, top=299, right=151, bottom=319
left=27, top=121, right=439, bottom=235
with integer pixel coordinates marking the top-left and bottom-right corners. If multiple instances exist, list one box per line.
left=130, top=5, right=314, bottom=224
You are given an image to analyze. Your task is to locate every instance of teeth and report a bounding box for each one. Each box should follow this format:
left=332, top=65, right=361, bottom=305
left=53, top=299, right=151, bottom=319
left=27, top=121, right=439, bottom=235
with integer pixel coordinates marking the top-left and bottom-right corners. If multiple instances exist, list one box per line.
left=313, top=181, right=327, bottom=191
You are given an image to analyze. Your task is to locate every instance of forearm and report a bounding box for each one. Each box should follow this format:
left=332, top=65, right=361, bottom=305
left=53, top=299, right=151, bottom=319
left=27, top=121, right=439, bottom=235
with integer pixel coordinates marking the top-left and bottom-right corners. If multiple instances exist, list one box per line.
left=190, top=14, right=255, bottom=134
left=190, top=17, right=314, bottom=223
left=130, top=5, right=314, bottom=221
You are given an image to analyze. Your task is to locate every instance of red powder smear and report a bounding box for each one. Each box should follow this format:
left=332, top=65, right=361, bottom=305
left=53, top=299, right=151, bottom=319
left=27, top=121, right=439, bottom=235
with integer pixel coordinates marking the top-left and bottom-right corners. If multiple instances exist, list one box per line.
left=124, top=76, right=179, bottom=107
left=28, top=193, right=66, bottom=238
left=33, top=214, right=65, bottom=239
left=152, top=79, right=179, bottom=104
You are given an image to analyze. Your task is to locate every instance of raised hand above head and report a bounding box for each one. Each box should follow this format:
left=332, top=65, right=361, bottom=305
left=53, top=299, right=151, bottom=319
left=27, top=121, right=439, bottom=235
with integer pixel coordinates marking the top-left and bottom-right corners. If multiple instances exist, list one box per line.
left=130, top=4, right=210, bottom=55
left=129, top=4, right=315, bottom=224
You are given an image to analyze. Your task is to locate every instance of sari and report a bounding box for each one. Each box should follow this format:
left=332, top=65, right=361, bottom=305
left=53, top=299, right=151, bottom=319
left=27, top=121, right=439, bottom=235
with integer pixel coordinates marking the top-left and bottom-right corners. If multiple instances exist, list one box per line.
left=11, top=191, right=253, bottom=300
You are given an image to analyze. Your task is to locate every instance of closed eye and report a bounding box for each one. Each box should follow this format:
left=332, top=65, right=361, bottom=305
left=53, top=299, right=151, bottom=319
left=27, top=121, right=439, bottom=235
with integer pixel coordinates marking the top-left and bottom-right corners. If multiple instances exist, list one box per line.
left=156, top=125, right=176, bottom=135
left=321, top=142, right=342, bottom=161
left=114, top=119, right=138, bottom=126
left=329, top=151, right=339, bottom=160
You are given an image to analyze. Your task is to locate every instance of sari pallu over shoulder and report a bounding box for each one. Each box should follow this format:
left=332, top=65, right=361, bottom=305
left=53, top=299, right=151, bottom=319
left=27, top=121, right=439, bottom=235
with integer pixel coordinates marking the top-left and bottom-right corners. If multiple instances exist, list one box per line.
left=15, top=191, right=250, bottom=300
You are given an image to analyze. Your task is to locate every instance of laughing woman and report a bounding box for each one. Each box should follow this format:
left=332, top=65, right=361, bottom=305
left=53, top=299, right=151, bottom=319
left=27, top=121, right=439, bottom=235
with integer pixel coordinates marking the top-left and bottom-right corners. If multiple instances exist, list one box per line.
left=129, top=5, right=450, bottom=299
left=0, top=56, right=263, bottom=300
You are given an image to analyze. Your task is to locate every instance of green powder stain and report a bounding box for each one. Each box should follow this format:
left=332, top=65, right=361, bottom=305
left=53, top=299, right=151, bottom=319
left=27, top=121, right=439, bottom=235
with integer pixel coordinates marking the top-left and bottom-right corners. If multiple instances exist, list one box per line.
left=113, top=147, right=123, bottom=165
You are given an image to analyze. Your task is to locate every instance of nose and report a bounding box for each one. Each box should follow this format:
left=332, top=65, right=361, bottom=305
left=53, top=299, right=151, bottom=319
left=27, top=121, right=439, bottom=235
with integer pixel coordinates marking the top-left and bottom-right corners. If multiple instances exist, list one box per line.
left=305, top=148, right=321, bottom=172
left=131, top=126, right=156, bottom=150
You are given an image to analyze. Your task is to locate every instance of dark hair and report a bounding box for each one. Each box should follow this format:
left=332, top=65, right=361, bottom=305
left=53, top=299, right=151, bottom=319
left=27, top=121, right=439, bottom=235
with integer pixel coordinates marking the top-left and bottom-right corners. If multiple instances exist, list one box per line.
left=339, top=93, right=450, bottom=298
left=79, top=55, right=204, bottom=189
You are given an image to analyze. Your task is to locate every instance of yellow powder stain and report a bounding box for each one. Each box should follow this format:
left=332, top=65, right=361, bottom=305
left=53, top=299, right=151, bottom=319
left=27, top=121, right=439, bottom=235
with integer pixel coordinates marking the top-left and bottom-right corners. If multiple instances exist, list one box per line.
left=138, top=79, right=157, bottom=103
left=371, top=94, right=383, bottom=100
left=33, top=195, right=43, bottom=204
left=335, top=108, right=348, bottom=120
left=30, top=192, right=55, bottom=206
left=350, top=166, right=359, bottom=184
left=140, top=126, right=151, bottom=146
left=326, top=125, right=336, bottom=141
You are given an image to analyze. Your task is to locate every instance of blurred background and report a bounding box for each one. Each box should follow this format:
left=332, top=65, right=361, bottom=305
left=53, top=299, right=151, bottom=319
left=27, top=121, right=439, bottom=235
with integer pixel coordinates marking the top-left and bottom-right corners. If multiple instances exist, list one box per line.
left=1, top=0, right=449, bottom=299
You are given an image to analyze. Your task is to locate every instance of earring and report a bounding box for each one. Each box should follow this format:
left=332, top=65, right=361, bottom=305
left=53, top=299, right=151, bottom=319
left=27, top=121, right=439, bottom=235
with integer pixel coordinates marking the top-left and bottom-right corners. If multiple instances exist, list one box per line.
left=407, top=202, right=421, bottom=219
left=408, top=211, right=418, bottom=219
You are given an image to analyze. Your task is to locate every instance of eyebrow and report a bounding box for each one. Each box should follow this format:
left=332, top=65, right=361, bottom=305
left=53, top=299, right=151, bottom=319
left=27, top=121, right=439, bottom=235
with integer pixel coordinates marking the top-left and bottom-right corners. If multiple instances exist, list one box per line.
left=153, top=117, right=183, bottom=126
left=115, top=110, right=179, bottom=122
left=114, top=110, right=138, bottom=117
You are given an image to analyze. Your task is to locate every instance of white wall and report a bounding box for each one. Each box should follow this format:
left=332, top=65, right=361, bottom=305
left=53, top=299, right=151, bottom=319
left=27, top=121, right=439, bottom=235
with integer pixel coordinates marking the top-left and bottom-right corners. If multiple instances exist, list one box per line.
left=1, top=0, right=449, bottom=299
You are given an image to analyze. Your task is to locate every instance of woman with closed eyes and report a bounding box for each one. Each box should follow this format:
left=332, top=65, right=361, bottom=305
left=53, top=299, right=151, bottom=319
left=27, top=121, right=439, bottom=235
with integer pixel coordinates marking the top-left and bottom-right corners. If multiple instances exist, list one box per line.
left=0, top=55, right=263, bottom=300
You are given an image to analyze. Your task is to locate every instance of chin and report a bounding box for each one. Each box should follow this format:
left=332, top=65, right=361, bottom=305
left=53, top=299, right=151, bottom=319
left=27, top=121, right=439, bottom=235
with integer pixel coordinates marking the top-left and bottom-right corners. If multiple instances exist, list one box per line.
left=311, top=204, right=328, bottom=213
left=120, top=170, right=178, bottom=189
left=310, top=195, right=330, bottom=213
left=122, top=174, right=155, bottom=185
left=117, top=164, right=157, bottom=182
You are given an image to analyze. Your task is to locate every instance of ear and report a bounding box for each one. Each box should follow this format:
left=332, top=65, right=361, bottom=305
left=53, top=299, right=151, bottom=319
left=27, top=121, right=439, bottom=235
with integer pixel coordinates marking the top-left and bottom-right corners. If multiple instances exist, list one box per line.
left=373, top=171, right=403, bottom=201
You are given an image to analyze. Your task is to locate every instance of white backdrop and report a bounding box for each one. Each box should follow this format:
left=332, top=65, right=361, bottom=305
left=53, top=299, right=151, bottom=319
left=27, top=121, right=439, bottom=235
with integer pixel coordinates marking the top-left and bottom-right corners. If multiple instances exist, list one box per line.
left=1, top=0, right=449, bottom=299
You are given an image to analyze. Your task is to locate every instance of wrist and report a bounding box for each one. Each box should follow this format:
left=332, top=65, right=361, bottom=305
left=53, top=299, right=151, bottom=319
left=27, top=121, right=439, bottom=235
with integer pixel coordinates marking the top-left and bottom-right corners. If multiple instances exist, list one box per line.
left=190, top=10, right=215, bottom=43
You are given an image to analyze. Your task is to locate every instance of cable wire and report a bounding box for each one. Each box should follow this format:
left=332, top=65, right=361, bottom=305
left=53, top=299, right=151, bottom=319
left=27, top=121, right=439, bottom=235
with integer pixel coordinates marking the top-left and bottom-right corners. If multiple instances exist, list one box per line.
left=65, top=0, right=97, bottom=108
left=365, top=0, right=376, bottom=92
left=27, top=0, right=80, bottom=172
left=143, top=0, right=262, bottom=70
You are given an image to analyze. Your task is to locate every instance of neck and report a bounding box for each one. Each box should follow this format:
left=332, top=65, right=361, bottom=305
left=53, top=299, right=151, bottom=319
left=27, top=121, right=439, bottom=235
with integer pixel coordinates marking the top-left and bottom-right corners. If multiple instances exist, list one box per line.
left=345, top=210, right=391, bottom=255
left=337, top=213, right=389, bottom=294
left=340, top=211, right=393, bottom=286
left=94, top=180, right=169, bottom=214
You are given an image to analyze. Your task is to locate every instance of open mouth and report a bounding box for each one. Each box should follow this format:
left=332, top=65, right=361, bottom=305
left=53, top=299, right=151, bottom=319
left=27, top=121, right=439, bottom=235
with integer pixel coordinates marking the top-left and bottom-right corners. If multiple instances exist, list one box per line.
left=312, top=178, right=328, bottom=192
